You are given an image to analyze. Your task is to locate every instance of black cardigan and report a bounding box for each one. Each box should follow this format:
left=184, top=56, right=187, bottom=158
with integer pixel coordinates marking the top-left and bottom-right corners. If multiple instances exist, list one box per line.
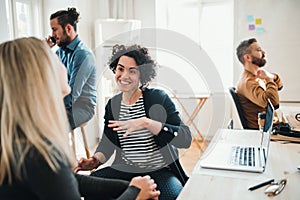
left=0, top=147, right=140, bottom=200
left=95, top=88, right=192, bottom=185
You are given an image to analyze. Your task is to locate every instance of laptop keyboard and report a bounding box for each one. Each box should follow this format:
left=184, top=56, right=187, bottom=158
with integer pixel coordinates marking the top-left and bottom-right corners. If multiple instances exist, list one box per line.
left=230, top=146, right=256, bottom=167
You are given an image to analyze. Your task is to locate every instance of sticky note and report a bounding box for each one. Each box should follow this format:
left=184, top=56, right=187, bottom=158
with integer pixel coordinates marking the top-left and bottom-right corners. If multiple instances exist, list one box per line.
left=256, top=27, right=264, bottom=33
left=248, top=24, right=255, bottom=30
left=255, top=18, right=262, bottom=25
left=247, top=15, right=254, bottom=22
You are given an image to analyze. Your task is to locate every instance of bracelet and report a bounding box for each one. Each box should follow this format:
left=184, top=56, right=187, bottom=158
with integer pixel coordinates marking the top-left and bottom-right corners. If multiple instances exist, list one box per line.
left=91, top=155, right=101, bottom=167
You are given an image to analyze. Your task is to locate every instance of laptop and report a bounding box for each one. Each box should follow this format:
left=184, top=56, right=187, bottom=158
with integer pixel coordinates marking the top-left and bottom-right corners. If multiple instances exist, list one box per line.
left=199, top=99, right=274, bottom=173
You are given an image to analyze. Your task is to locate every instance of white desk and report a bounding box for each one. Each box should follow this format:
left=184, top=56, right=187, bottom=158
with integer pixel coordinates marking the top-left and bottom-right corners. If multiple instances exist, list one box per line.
left=177, top=129, right=300, bottom=200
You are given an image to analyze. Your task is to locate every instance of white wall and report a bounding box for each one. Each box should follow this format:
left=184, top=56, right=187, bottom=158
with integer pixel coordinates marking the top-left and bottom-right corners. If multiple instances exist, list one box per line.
left=5, top=0, right=299, bottom=147
left=42, top=0, right=99, bottom=48
left=233, top=0, right=300, bottom=102
left=231, top=0, right=300, bottom=130
left=74, top=0, right=231, bottom=141
left=0, top=0, right=10, bottom=43
left=134, top=0, right=156, bottom=28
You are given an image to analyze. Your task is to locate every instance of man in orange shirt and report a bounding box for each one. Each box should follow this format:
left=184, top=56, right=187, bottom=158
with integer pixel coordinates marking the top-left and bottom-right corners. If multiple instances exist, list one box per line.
left=236, top=38, right=283, bottom=129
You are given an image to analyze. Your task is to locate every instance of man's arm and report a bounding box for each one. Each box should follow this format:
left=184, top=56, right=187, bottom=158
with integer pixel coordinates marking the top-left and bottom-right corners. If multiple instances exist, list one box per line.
left=66, top=49, right=96, bottom=108
left=246, top=72, right=281, bottom=108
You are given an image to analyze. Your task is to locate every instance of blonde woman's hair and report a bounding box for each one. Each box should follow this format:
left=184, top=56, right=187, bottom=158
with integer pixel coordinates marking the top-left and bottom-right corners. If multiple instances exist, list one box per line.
left=0, top=37, right=74, bottom=184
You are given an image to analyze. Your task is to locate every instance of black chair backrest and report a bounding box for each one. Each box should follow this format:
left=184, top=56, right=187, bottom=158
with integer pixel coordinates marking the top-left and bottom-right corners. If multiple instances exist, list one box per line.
left=229, top=87, right=249, bottom=129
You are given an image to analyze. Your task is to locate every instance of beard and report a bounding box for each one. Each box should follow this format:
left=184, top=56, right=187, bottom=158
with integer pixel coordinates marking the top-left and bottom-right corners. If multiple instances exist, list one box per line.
left=57, top=30, right=72, bottom=47
left=251, top=55, right=266, bottom=67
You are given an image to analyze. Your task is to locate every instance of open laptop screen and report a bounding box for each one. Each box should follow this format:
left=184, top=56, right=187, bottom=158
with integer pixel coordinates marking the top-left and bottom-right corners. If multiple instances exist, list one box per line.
left=263, top=99, right=274, bottom=133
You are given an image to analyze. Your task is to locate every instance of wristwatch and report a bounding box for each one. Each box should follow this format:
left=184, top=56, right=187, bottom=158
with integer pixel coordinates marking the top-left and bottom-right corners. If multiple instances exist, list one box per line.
left=295, top=113, right=300, bottom=122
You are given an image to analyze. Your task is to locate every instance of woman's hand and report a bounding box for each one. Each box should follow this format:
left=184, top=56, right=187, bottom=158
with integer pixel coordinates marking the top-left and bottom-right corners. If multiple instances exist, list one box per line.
left=129, top=175, right=160, bottom=200
left=74, top=156, right=100, bottom=173
left=108, top=117, right=162, bottom=137
left=108, top=117, right=148, bottom=137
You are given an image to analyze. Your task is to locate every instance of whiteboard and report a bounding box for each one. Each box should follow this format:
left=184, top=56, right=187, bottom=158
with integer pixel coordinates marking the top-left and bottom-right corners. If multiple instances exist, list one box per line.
left=234, top=0, right=300, bottom=101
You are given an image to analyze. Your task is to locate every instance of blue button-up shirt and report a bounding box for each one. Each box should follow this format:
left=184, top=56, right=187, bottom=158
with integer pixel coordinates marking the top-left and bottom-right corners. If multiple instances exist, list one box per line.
left=56, top=36, right=97, bottom=109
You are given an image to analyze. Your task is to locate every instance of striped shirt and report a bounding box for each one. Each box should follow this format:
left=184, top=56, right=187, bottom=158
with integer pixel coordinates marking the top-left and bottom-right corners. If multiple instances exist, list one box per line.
left=118, top=96, right=166, bottom=169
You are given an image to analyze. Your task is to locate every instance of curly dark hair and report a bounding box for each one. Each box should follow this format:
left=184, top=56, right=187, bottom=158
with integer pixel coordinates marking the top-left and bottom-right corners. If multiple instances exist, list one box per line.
left=108, top=44, right=157, bottom=89
left=50, top=7, right=80, bottom=31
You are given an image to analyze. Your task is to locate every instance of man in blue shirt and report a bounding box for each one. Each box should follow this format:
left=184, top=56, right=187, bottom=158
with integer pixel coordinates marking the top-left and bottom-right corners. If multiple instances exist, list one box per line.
left=47, top=7, right=97, bottom=130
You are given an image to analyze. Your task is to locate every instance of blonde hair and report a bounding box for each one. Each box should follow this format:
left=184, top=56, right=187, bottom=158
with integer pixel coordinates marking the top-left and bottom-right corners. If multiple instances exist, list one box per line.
left=0, top=37, right=74, bottom=184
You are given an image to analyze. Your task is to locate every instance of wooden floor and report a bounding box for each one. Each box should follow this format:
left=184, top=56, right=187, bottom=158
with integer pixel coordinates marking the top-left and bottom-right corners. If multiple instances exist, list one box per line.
left=179, top=139, right=206, bottom=176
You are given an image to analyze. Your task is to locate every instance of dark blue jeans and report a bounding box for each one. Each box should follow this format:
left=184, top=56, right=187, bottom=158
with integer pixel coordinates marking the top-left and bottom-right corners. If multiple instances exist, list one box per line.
left=88, top=164, right=183, bottom=200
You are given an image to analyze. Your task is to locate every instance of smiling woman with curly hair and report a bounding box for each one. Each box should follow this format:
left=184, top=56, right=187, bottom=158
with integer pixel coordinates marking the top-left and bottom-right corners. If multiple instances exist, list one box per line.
left=76, top=44, right=192, bottom=200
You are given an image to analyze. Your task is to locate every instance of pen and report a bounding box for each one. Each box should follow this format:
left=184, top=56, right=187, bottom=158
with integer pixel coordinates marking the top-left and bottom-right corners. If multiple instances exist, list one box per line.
left=248, top=179, right=274, bottom=191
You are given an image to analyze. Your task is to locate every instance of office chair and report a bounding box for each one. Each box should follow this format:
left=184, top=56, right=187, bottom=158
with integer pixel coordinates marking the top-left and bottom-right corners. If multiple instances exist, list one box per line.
left=229, top=87, right=249, bottom=129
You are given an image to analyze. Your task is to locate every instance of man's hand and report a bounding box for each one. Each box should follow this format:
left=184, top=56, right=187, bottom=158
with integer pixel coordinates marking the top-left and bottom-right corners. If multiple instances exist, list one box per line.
left=45, top=36, right=56, bottom=48
left=257, top=68, right=275, bottom=80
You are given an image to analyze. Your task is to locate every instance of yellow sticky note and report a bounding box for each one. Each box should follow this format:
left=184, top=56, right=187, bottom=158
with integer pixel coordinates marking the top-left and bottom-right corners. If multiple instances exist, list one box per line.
left=256, top=18, right=262, bottom=25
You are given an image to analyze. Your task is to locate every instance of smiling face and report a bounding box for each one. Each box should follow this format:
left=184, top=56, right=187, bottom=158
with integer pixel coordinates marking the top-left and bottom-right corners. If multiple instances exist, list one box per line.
left=115, top=56, right=140, bottom=95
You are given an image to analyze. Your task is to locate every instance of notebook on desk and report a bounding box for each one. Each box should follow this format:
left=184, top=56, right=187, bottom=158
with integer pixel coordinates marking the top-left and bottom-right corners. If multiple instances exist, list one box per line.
left=199, top=99, right=274, bottom=173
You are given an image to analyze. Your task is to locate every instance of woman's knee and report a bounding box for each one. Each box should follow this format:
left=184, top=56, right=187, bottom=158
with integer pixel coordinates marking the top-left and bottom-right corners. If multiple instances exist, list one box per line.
left=152, top=172, right=183, bottom=200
